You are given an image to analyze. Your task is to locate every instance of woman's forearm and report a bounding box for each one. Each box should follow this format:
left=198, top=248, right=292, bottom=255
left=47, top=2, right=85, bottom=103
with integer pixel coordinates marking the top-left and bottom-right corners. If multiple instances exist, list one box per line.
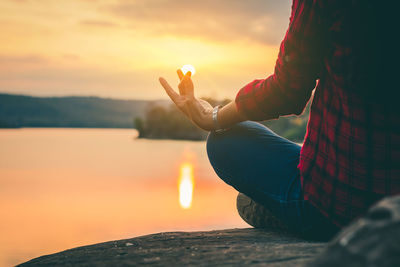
left=217, top=101, right=247, bottom=129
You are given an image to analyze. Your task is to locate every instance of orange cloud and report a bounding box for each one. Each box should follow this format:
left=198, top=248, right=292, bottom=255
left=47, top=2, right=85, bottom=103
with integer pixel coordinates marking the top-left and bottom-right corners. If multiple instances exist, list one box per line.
left=106, top=0, right=291, bottom=44
left=0, top=0, right=291, bottom=99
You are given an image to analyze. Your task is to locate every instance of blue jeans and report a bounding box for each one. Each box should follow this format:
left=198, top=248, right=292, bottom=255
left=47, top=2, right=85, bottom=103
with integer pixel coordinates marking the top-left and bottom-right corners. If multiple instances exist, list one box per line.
left=206, top=121, right=339, bottom=240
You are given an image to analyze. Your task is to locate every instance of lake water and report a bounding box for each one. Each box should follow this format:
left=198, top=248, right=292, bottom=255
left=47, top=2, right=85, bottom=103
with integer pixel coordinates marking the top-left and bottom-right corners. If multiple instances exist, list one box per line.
left=0, top=128, right=247, bottom=266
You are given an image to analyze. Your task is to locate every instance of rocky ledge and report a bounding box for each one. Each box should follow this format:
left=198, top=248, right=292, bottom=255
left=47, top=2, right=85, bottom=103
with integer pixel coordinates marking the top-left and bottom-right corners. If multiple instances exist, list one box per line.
left=19, top=228, right=324, bottom=266
left=19, top=196, right=400, bottom=266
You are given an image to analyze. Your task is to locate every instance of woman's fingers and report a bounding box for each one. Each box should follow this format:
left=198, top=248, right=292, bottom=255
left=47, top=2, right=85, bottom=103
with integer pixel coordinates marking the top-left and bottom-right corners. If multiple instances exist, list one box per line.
left=177, top=69, right=185, bottom=95
left=177, top=69, right=184, bottom=81
left=159, top=77, right=191, bottom=117
left=178, top=70, right=194, bottom=97
left=182, top=71, right=194, bottom=98
left=159, top=77, right=179, bottom=102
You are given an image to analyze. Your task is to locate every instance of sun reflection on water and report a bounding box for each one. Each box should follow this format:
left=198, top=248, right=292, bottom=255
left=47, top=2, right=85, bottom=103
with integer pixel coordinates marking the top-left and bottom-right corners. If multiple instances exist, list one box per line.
left=178, top=163, right=194, bottom=209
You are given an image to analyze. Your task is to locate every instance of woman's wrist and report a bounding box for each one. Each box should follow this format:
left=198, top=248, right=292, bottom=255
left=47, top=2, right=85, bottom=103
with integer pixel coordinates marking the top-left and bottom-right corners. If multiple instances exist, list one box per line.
left=217, top=101, right=247, bottom=130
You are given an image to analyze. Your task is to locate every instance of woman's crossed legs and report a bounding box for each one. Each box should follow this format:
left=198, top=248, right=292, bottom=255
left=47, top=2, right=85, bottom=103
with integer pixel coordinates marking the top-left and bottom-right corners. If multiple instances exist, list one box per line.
left=206, top=121, right=338, bottom=240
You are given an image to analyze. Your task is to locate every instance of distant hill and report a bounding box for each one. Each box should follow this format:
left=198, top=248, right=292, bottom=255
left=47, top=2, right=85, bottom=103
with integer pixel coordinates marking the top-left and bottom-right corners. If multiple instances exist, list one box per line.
left=0, top=93, right=169, bottom=128
left=0, top=93, right=310, bottom=142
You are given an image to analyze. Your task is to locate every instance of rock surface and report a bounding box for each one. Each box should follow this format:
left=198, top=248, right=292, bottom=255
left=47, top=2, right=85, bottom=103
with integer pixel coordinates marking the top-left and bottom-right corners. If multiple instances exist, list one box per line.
left=19, top=197, right=400, bottom=266
left=311, top=196, right=400, bottom=267
left=18, top=228, right=325, bottom=266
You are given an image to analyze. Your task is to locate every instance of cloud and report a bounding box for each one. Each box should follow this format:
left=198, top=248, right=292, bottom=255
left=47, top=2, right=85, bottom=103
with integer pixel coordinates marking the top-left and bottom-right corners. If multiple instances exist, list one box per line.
left=79, top=20, right=118, bottom=28
left=62, top=54, right=81, bottom=61
left=105, top=0, right=291, bottom=45
left=8, top=0, right=28, bottom=3
left=0, top=55, right=48, bottom=68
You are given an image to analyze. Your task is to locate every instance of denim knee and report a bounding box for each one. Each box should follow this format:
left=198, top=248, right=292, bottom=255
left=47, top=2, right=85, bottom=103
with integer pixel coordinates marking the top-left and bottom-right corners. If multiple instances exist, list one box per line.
left=206, top=130, right=223, bottom=171
left=206, top=123, right=242, bottom=165
left=207, top=121, right=260, bottom=165
left=206, top=122, right=257, bottom=186
left=206, top=128, right=240, bottom=186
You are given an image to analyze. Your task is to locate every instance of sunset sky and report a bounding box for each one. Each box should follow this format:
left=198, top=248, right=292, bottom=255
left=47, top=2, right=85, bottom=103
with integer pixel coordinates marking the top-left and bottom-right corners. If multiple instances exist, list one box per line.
left=0, top=0, right=291, bottom=100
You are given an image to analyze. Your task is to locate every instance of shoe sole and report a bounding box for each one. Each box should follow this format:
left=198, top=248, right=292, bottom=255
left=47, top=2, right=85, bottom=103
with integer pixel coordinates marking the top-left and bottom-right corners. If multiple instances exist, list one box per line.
left=236, top=193, right=288, bottom=230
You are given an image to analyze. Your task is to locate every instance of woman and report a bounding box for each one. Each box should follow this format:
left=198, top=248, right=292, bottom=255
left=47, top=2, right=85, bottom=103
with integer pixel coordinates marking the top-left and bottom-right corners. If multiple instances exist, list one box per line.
left=159, top=0, right=398, bottom=240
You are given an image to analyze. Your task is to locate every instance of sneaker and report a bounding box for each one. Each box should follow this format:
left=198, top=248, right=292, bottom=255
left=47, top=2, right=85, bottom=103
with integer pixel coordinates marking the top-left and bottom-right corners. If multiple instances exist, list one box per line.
left=236, top=193, right=288, bottom=230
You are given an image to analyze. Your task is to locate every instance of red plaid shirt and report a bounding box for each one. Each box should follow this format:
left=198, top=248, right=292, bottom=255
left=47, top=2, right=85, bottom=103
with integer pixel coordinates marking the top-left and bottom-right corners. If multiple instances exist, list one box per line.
left=235, top=0, right=399, bottom=227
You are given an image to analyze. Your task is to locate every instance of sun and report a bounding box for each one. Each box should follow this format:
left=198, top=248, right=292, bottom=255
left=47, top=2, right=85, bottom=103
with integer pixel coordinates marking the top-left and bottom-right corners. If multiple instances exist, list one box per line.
left=181, top=64, right=196, bottom=76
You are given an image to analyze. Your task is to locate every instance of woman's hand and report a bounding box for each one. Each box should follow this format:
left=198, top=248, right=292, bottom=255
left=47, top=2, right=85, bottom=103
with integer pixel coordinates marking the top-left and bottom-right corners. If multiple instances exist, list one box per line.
left=159, top=70, right=214, bottom=131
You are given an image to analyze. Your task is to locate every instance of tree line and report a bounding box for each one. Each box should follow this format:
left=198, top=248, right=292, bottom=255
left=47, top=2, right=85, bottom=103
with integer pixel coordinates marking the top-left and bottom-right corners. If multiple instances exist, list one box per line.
left=135, top=98, right=310, bottom=142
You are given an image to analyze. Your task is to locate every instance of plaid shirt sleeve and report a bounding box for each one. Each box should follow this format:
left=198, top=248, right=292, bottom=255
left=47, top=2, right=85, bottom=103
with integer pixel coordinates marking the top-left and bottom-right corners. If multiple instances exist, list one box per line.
left=235, top=0, right=325, bottom=121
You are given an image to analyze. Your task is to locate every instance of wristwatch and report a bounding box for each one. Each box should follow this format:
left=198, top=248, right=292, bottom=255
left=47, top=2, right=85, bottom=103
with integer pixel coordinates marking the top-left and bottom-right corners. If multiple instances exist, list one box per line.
left=212, top=105, right=226, bottom=133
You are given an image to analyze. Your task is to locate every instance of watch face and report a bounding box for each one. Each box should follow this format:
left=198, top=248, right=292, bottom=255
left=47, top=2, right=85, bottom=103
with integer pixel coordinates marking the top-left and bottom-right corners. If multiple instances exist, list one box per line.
left=212, top=106, right=219, bottom=131
left=215, top=129, right=225, bottom=133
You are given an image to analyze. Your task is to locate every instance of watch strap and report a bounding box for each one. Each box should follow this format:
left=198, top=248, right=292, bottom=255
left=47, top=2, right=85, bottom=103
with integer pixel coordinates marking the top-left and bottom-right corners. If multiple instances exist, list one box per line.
left=212, top=105, right=225, bottom=133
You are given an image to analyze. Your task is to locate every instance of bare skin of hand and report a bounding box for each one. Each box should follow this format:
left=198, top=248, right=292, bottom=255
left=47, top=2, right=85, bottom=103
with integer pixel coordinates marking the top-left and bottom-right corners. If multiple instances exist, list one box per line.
left=159, top=70, right=247, bottom=132
left=159, top=70, right=214, bottom=131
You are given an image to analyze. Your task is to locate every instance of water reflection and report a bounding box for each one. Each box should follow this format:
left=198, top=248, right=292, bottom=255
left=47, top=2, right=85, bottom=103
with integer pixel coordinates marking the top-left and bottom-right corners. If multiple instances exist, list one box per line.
left=178, top=163, right=194, bottom=209
left=0, top=128, right=247, bottom=267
